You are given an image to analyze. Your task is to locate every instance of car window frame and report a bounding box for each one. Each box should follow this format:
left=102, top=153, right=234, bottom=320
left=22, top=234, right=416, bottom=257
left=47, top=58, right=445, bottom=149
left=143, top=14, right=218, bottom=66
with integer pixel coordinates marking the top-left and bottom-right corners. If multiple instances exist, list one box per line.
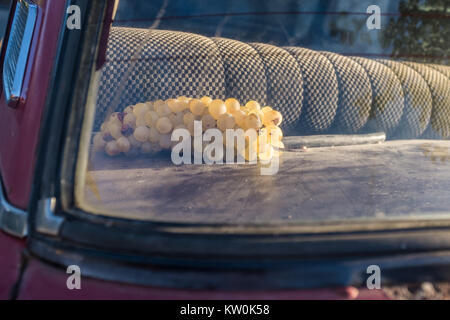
left=26, top=0, right=450, bottom=289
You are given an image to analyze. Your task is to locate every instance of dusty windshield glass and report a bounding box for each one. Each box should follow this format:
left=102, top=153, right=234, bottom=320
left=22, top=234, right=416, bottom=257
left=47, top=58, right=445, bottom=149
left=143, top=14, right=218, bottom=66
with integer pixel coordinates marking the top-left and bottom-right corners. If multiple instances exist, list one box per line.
left=75, top=0, right=450, bottom=226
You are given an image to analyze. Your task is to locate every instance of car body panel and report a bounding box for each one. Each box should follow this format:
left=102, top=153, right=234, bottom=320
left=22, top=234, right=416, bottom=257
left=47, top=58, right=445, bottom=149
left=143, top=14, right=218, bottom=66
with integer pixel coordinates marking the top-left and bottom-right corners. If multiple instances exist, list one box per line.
left=0, top=231, right=25, bottom=299
left=16, top=256, right=389, bottom=299
left=0, top=0, right=65, bottom=209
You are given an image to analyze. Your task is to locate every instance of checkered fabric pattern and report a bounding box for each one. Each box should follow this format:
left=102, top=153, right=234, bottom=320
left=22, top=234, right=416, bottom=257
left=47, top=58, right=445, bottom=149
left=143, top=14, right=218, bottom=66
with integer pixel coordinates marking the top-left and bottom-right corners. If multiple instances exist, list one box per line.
left=249, top=43, right=304, bottom=133
left=403, top=62, right=450, bottom=139
left=350, top=57, right=404, bottom=136
left=96, top=27, right=449, bottom=139
left=320, top=52, right=372, bottom=133
left=284, top=47, right=338, bottom=132
left=376, top=60, right=433, bottom=139
left=96, top=27, right=226, bottom=128
left=427, top=64, right=450, bottom=80
left=212, top=37, right=268, bottom=107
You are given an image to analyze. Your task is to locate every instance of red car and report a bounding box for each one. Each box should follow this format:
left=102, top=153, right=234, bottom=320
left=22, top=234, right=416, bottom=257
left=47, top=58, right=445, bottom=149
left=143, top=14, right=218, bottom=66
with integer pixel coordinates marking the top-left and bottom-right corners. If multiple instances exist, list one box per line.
left=1, top=0, right=450, bottom=301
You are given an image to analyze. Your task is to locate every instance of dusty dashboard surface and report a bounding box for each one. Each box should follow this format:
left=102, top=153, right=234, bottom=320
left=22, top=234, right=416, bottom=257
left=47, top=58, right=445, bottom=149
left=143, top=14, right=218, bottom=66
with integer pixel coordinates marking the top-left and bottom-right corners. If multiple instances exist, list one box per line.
left=83, top=139, right=450, bottom=224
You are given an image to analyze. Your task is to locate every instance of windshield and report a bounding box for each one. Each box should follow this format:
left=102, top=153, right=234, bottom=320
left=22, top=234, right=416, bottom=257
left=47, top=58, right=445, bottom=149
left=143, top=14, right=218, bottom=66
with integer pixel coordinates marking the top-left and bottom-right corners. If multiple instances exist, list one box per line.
left=75, top=0, right=450, bottom=227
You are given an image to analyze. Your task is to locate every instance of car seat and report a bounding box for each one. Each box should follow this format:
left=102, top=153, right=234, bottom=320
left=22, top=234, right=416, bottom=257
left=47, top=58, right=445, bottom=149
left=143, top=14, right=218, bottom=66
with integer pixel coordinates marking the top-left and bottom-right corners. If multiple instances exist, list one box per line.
left=96, top=27, right=450, bottom=139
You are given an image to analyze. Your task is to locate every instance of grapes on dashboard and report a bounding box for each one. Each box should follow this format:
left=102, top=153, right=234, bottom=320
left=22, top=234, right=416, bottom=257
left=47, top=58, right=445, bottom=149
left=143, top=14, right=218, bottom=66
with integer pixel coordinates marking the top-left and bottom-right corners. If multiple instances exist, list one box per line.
left=94, top=97, right=284, bottom=163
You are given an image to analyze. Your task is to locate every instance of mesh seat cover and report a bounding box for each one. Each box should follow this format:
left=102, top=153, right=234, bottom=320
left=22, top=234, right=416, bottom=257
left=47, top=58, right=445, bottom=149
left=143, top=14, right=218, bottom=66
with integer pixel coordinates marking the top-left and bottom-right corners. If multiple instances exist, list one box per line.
left=428, top=64, right=450, bottom=80
left=96, top=27, right=449, bottom=139
left=350, top=57, right=404, bottom=136
left=249, top=43, right=304, bottom=131
left=320, top=52, right=372, bottom=133
left=285, top=47, right=338, bottom=132
left=403, top=62, right=450, bottom=139
left=377, top=60, right=433, bottom=138
left=212, top=37, right=268, bottom=107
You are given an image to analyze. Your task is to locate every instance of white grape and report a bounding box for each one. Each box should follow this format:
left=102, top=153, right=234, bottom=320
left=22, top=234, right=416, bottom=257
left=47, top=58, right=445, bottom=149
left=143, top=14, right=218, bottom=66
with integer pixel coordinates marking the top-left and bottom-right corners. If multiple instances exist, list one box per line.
left=153, top=99, right=165, bottom=110
left=109, top=112, right=122, bottom=121
left=183, top=112, right=196, bottom=126
left=166, top=98, right=180, bottom=113
left=135, top=116, right=146, bottom=127
left=245, top=100, right=261, bottom=112
left=127, top=134, right=142, bottom=148
left=244, top=113, right=262, bottom=130
left=200, top=96, right=213, bottom=106
left=217, top=113, right=235, bottom=131
left=133, top=103, right=149, bottom=117
left=123, top=113, right=137, bottom=128
left=106, top=119, right=122, bottom=132
left=169, top=112, right=184, bottom=126
left=267, top=125, right=283, bottom=142
left=233, top=109, right=246, bottom=128
left=144, top=111, right=159, bottom=127
left=155, top=101, right=171, bottom=117
left=177, top=96, right=191, bottom=111
left=177, top=96, right=190, bottom=104
left=156, top=117, right=173, bottom=134
left=133, top=126, right=150, bottom=142
left=105, top=141, right=120, bottom=156
left=100, top=122, right=108, bottom=133
left=203, top=107, right=211, bottom=116
left=116, top=136, right=131, bottom=153
left=225, top=98, right=240, bottom=114
left=149, top=127, right=161, bottom=143
left=177, top=100, right=189, bottom=112
left=124, top=105, right=134, bottom=114
left=261, top=106, right=273, bottom=114
left=189, top=99, right=207, bottom=116
left=263, top=110, right=283, bottom=127
left=109, top=123, right=123, bottom=140
left=145, top=101, right=154, bottom=111
left=93, top=133, right=106, bottom=151
left=209, top=99, right=227, bottom=120
left=201, top=114, right=216, bottom=131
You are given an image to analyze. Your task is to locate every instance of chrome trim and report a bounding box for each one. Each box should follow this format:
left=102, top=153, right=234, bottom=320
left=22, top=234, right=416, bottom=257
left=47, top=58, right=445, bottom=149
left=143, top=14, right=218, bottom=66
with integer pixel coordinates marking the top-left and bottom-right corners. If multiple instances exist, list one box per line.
left=3, top=0, right=38, bottom=107
left=0, top=179, right=28, bottom=238
left=36, top=197, right=63, bottom=236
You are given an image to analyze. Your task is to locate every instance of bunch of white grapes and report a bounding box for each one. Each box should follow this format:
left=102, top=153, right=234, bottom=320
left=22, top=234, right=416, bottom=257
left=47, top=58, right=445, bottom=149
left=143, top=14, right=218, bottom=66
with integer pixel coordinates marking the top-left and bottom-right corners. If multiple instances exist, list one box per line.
left=92, top=96, right=284, bottom=162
